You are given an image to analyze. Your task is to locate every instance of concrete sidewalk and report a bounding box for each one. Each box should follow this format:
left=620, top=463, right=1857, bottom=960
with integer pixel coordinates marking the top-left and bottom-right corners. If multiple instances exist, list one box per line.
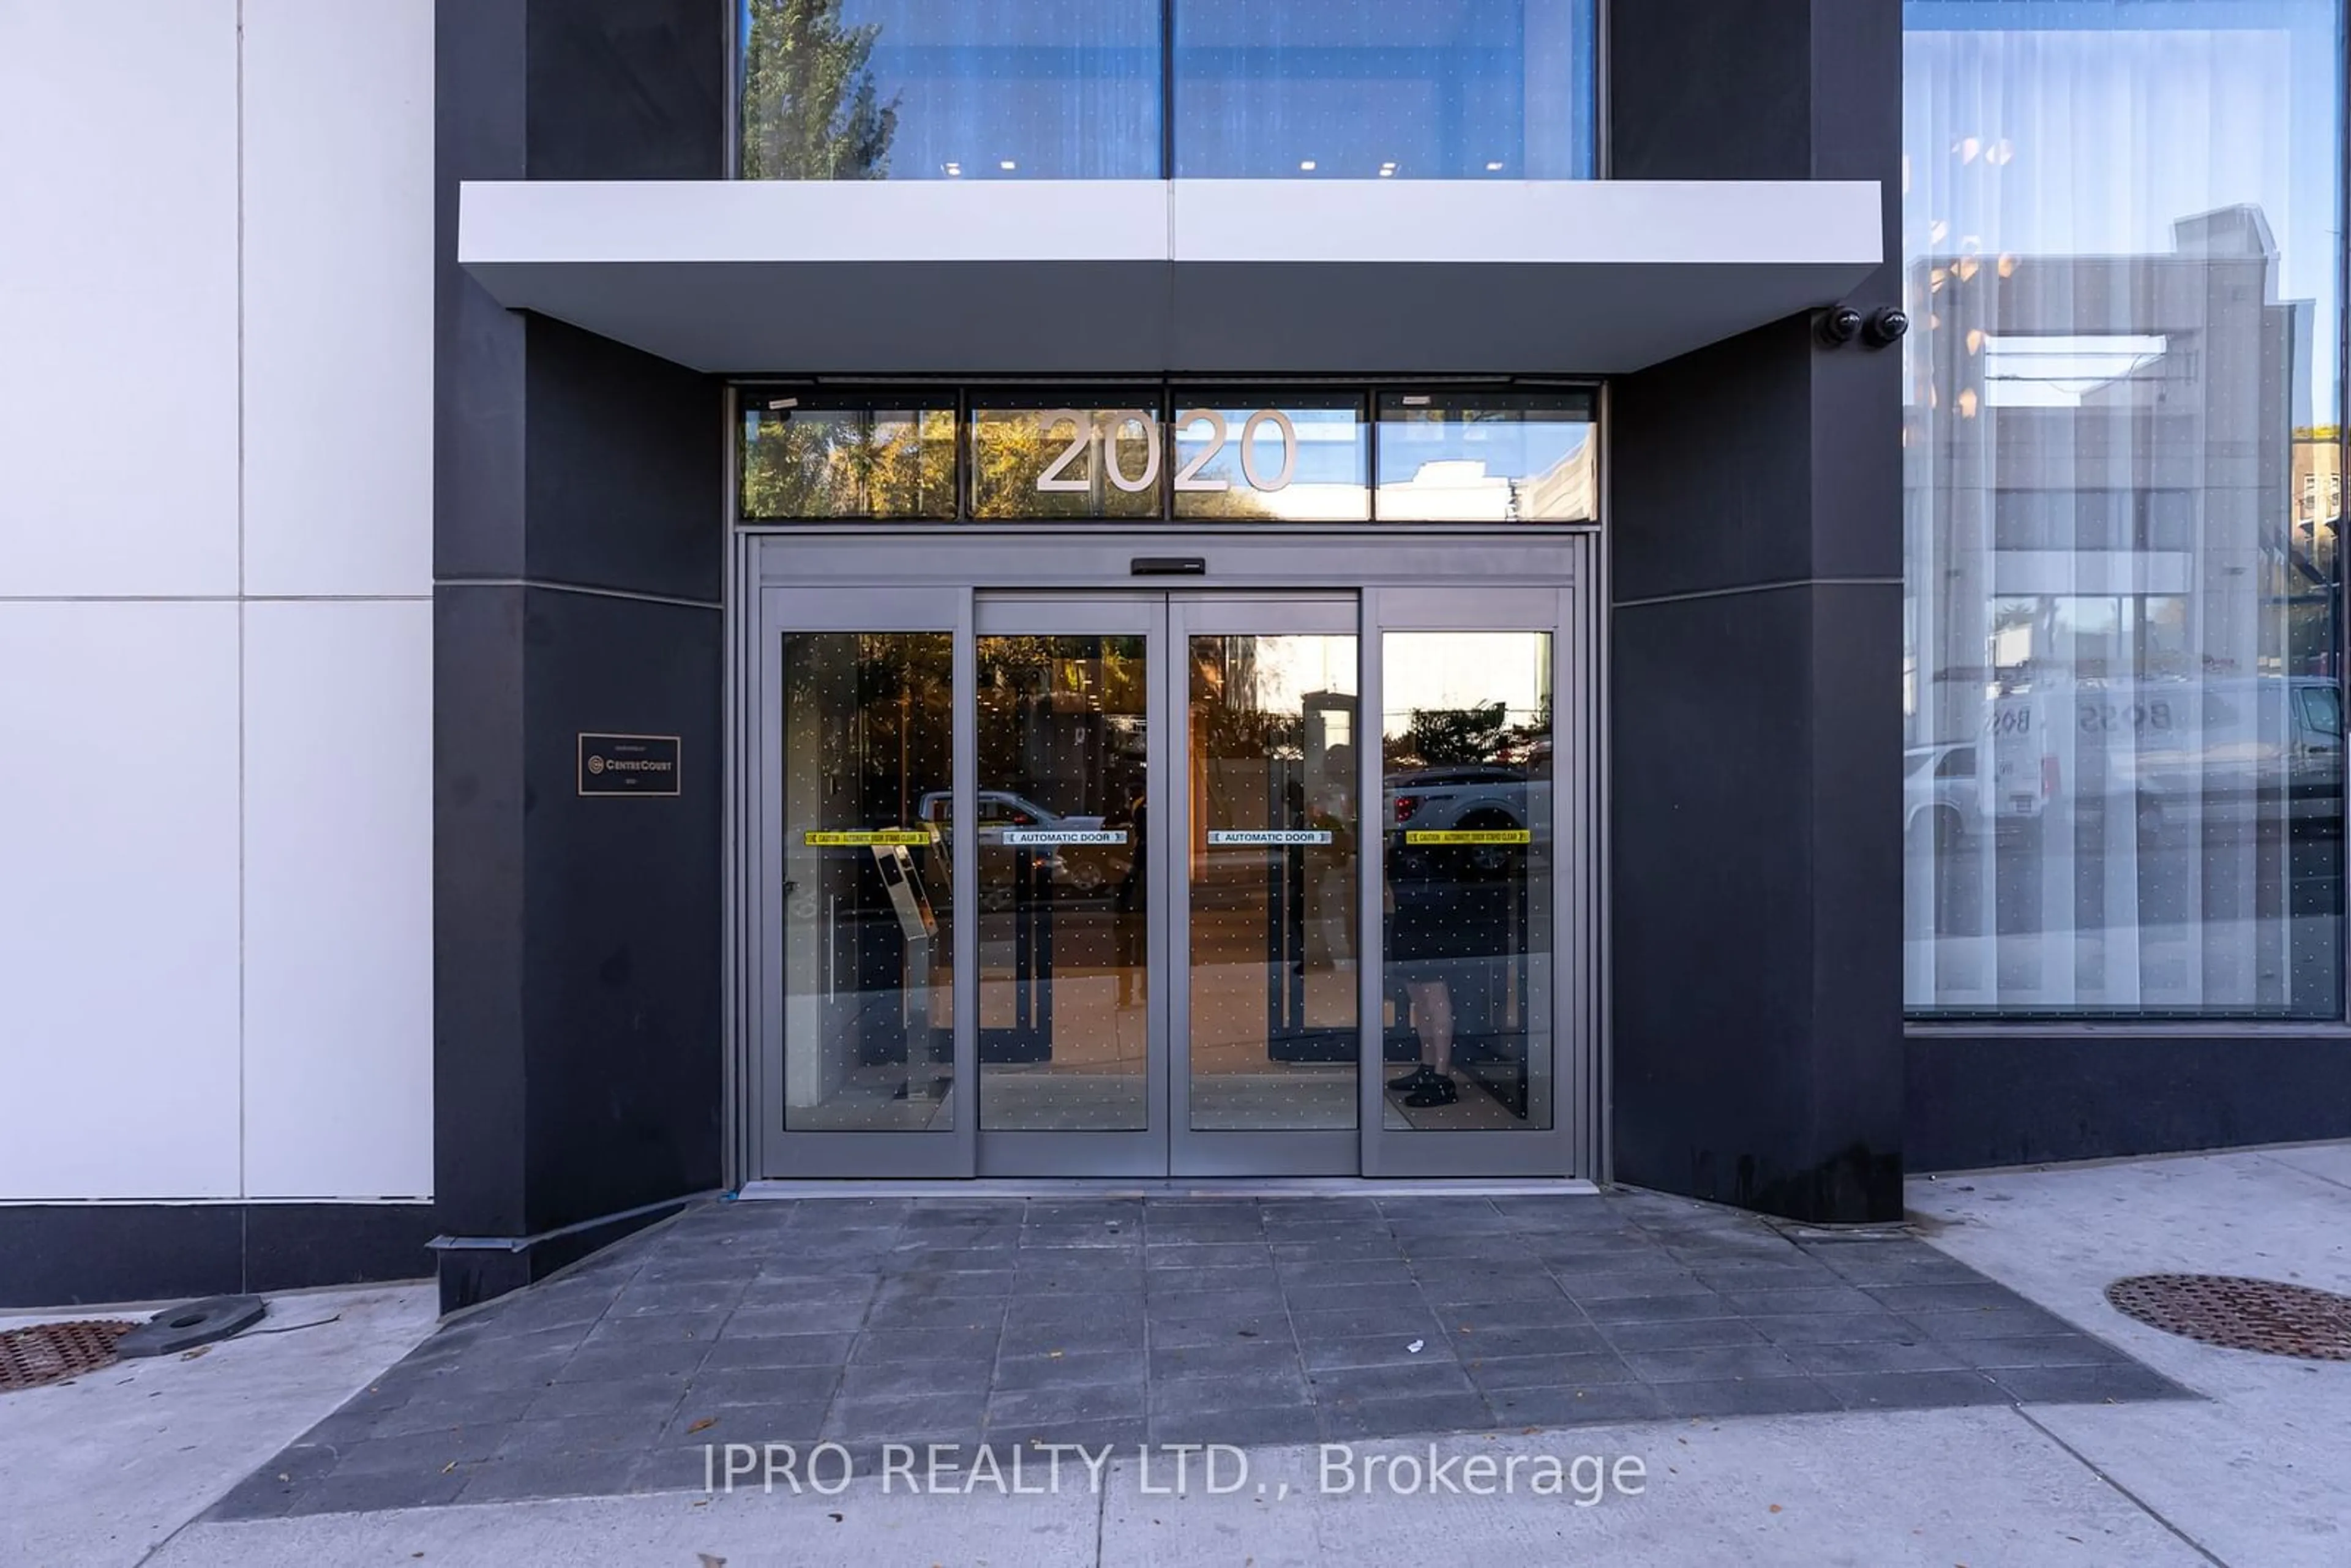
left=2, top=1146, right=2345, bottom=1566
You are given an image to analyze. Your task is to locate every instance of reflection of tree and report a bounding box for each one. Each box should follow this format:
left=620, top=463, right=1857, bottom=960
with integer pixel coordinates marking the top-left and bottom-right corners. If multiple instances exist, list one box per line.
left=971, top=412, right=1161, bottom=521
left=740, top=0, right=898, bottom=180
left=782, top=633, right=953, bottom=829
left=1392, top=702, right=1510, bottom=767
left=743, top=409, right=954, bottom=519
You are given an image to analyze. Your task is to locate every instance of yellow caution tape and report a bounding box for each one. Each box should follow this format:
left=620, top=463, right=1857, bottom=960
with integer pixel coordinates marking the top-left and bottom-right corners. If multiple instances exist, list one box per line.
left=1404, top=829, right=1531, bottom=846
left=803, top=830, right=932, bottom=847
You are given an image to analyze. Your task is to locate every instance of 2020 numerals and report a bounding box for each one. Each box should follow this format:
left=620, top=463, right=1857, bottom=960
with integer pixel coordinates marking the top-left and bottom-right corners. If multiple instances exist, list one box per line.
left=1035, top=409, right=1299, bottom=495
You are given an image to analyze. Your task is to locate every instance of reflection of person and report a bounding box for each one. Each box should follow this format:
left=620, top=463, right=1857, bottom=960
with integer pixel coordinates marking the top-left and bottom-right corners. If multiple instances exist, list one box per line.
left=1385, top=816, right=1510, bottom=1109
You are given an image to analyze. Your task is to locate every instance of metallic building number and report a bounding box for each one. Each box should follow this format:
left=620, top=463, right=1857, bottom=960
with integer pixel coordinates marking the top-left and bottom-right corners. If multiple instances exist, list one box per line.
left=1035, top=409, right=1299, bottom=495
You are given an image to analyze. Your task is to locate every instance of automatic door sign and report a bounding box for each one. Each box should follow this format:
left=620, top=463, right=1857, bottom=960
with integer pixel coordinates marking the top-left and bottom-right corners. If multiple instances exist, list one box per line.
left=579, top=734, right=681, bottom=797
left=803, top=829, right=934, bottom=847
left=1403, top=828, right=1531, bottom=846
left=1207, top=829, right=1335, bottom=846
left=999, top=828, right=1128, bottom=846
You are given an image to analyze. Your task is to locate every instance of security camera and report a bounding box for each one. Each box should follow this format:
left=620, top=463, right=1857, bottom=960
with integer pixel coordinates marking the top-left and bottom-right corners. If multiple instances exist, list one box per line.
left=1817, top=306, right=1863, bottom=347
left=1864, top=307, right=1910, bottom=347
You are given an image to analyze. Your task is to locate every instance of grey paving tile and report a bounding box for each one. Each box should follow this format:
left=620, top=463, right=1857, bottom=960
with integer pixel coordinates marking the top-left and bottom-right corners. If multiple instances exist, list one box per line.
left=1713, top=1285, right=1883, bottom=1316
left=1009, top=1289, right=1147, bottom=1326
left=994, top=1351, right=1145, bottom=1390
left=1985, top=1363, right=2188, bottom=1405
left=1780, top=1337, right=1970, bottom=1375
left=850, top=1325, right=1000, bottom=1364
left=583, top=1310, right=731, bottom=1346
left=1654, top=1378, right=1848, bottom=1419
left=1301, top=1334, right=1455, bottom=1371
left=688, top=1364, right=848, bottom=1407
left=1438, top=1294, right=1589, bottom=1329
left=835, top=1359, right=985, bottom=1401
left=1318, top=1392, right=1496, bottom=1440
left=1013, top=1265, right=1148, bottom=1296
left=700, top=1331, right=856, bottom=1370
left=1149, top=1338, right=1303, bottom=1382
left=329, top=1424, right=511, bottom=1475
left=1308, top=1359, right=1477, bottom=1405
left=526, top=1376, right=691, bottom=1423
left=1150, top=1405, right=1323, bottom=1448
left=1619, top=1343, right=1804, bottom=1383
left=999, top=1315, right=1146, bottom=1360
left=208, top=1444, right=338, bottom=1521
left=1823, top=1370, right=2010, bottom=1411
left=1869, top=1281, right=2035, bottom=1315
left=457, top=1450, right=647, bottom=1503
left=1941, top=1334, right=2134, bottom=1370
left=357, top=1387, right=546, bottom=1437
left=1903, top=1306, right=2085, bottom=1342
left=1461, top=1351, right=1640, bottom=1391
left=1578, top=1292, right=1734, bottom=1324
left=821, top=1390, right=990, bottom=1442
left=1269, top=1238, right=1406, bottom=1265
left=287, top=1468, right=473, bottom=1515
left=1748, top=1312, right=1925, bottom=1346
left=556, top=1342, right=711, bottom=1382
left=1553, top=1267, right=1712, bottom=1300
left=724, top=1302, right=874, bottom=1337
left=863, top=1296, right=1010, bottom=1332
left=1391, top=1229, right=1538, bottom=1259
left=1147, top=1283, right=1289, bottom=1315
left=1273, top=1258, right=1419, bottom=1290
left=1143, top=1242, right=1270, bottom=1269
left=1485, top=1381, right=1669, bottom=1426
left=871, top=1269, right=1016, bottom=1301
left=1146, top=1310, right=1288, bottom=1350
left=984, top=1419, right=1150, bottom=1456
left=495, top=1412, right=670, bottom=1459
left=986, top=1381, right=1149, bottom=1428
left=612, top=1280, right=749, bottom=1317
left=1291, top=1302, right=1446, bottom=1341
left=1418, top=1267, right=1573, bottom=1305
left=1150, top=1372, right=1311, bottom=1417
left=746, top=1272, right=883, bottom=1303
left=1597, top=1316, right=1764, bottom=1352
left=1443, top=1322, right=1611, bottom=1359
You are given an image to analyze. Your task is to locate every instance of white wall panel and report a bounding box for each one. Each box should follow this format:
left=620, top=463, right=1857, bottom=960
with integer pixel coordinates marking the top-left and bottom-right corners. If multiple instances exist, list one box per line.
left=241, top=0, right=435, bottom=598
left=0, top=2, right=240, bottom=598
left=0, top=604, right=242, bottom=1199
left=241, top=601, right=433, bottom=1198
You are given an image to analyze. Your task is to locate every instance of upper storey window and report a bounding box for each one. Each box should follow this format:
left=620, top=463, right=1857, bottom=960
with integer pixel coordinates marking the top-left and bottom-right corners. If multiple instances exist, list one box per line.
left=735, top=0, right=1597, bottom=181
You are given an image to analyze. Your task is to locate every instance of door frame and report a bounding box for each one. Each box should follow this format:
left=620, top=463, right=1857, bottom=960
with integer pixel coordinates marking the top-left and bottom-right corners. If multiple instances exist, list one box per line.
left=737, top=532, right=1599, bottom=1182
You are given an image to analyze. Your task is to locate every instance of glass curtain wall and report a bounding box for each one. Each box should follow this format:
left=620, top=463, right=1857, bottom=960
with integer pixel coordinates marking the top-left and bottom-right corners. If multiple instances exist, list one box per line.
left=735, top=1, right=1597, bottom=180
left=1902, top=0, right=2349, bottom=1016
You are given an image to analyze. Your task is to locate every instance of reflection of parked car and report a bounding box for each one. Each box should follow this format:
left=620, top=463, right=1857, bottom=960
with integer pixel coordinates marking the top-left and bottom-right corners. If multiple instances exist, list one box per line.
left=915, top=790, right=1120, bottom=897
left=1381, top=766, right=1550, bottom=836
left=1903, top=743, right=1981, bottom=852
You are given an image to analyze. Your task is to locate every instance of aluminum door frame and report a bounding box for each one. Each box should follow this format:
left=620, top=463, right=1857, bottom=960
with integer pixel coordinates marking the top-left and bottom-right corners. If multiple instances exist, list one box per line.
left=970, top=594, right=1172, bottom=1177
left=1165, top=593, right=1365, bottom=1176
left=1359, top=571, right=1595, bottom=1178
left=751, top=583, right=977, bottom=1179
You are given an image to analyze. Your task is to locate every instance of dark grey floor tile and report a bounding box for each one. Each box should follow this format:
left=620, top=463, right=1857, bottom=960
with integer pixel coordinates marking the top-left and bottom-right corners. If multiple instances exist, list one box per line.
left=863, top=1296, right=1010, bottom=1332
left=1655, top=1378, right=1847, bottom=1419
left=583, top=1310, right=730, bottom=1347
left=1869, top=1282, right=2034, bottom=1315
left=822, top=1390, right=991, bottom=1442
left=1462, top=1351, right=1640, bottom=1391
left=985, top=1419, right=1149, bottom=1457
left=1903, top=1307, right=2084, bottom=1343
left=1748, top=1313, right=1924, bottom=1346
left=1985, top=1363, right=2188, bottom=1405
left=612, top=1280, right=749, bottom=1317
left=987, top=1381, right=1149, bottom=1429
left=329, top=1424, right=511, bottom=1475
left=1013, top=1267, right=1149, bottom=1297
left=1145, top=1311, right=1286, bottom=1350
left=287, top=1468, right=473, bottom=1515
left=1822, top=1370, right=2009, bottom=1411
left=1433, top=1294, right=1589, bottom=1330
left=1713, top=1285, right=1883, bottom=1316
left=1269, top=1239, right=1404, bottom=1266
left=1578, top=1292, right=1734, bottom=1324
left=1596, top=1316, right=1763, bottom=1352
left=1390, top=1229, right=1534, bottom=1259
left=1143, top=1242, right=1270, bottom=1270
left=835, top=1360, right=984, bottom=1402
left=556, top=1343, right=710, bottom=1383
left=1150, top=1405, right=1323, bottom=1448
left=1148, top=1283, right=1289, bottom=1316
left=850, top=1325, right=1001, bottom=1364
left=1619, top=1343, right=1803, bottom=1383
left=1150, top=1338, right=1303, bottom=1382
left=994, top=1351, right=1145, bottom=1390
left=496, top=1412, right=669, bottom=1459
left=1308, top=1359, right=1477, bottom=1405
left=1780, top=1338, right=1969, bottom=1376
left=1419, top=1268, right=1573, bottom=1305
left=358, top=1386, right=546, bottom=1437
left=634, top=1442, right=732, bottom=1495
left=1942, top=1335, right=2134, bottom=1370
left=748, top=1272, right=885, bottom=1304
left=456, top=1450, right=647, bottom=1503
left=209, top=1444, right=339, bottom=1521
left=999, top=1316, right=1146, bottom=1360
left=1444, top=1322, right=1610, bottom=1359
left=700, top=1331, right=855, bottom=1370
left=1318, top=1392, right=1496, bottom=1440
left=1291, top=1302, right=1445, bottom=1341
left=725, top=1302, right=874, bottom=1338
left=1150, top=1371, right=1311, bottom=1417
left=871, top=1269, right=1016, bottom=1301
left=1487, top=1381, right=1668, bottom=1426
left=1302, top=1335, right=1453, bottom=1371
left=689, top=1364, right=847, bottom=1407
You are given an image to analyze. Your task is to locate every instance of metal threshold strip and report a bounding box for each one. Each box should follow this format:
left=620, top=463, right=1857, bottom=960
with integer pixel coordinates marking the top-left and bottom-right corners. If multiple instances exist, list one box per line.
left=737, top=1177, right=1601, bottom=1201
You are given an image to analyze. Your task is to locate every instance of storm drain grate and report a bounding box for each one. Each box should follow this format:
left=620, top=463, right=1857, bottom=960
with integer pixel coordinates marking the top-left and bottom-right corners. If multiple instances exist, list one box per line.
left=2106, top=1274, right=2351, bottom=1361
left=0, top=1319, right=138, bottom=1392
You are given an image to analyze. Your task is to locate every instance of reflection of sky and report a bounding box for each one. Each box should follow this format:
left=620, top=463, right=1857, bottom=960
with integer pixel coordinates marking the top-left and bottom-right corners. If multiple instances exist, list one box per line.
left=757, top=1, right=1595, bottom=180
left=1902, top=0, right=2344, bottom=421
left=1382, top=633, right=1552, bottom=738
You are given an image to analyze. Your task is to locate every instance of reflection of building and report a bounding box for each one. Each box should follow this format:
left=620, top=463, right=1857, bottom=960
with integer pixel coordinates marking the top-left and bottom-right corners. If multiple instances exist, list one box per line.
left=1908, top=206, right=2319, bottom=740
left=1373, top=436, right=1597, bottom=522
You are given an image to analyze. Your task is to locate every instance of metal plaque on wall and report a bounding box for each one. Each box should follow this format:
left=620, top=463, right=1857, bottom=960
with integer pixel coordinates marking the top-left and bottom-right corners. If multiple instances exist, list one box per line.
left=578, top=733, right=681, bottom=797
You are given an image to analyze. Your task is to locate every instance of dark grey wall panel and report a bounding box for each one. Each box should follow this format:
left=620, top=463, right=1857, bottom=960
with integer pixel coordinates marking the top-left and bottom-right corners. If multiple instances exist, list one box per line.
left=521, top=587, right=724, bottom=1234
left=1908, top=1032, right=2351, bottom=1171
left=1608, top=0, right=1810, bottom=181
left=0, top=1204, right=435, bottom=1309
left=525, top=0, right=726, bottom=181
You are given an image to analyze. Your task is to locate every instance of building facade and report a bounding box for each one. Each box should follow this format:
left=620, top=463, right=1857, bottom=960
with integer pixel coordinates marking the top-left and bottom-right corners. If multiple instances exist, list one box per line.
left=0, top=1, right=2343, bottom=1310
